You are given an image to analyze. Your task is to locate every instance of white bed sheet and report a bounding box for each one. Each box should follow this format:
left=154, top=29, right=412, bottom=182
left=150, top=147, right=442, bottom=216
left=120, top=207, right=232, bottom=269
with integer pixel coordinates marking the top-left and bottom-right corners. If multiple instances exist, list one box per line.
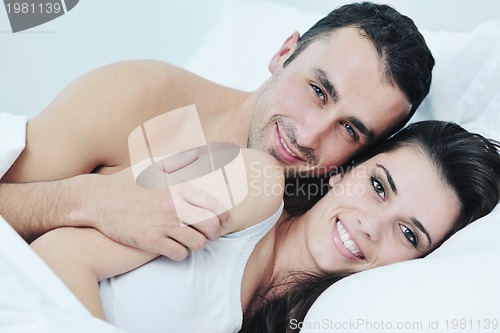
left=0, top=216, right=125, bottom=333
left=0, top=113, right=124, bottom=333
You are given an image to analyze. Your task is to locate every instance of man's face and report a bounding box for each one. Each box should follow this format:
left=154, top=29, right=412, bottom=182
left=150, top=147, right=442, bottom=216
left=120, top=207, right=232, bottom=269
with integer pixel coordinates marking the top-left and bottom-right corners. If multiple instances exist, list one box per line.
left=248, top=27, right=411, bottom=176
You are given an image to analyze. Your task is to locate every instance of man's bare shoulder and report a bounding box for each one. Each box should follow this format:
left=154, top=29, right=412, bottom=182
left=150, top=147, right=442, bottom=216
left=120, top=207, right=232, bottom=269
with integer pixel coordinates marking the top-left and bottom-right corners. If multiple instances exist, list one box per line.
left=79, top=60, right=241, bottom=130
left=3, top=60, right=213, bottom=181
left=76, top=60, right=204, bottom=116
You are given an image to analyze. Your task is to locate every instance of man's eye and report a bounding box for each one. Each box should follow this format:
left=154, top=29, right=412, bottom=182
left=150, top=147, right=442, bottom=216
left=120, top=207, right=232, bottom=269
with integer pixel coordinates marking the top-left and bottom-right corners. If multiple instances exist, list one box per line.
left=341, top=122, right=358, bottom=141
left=310, top=84, right=325, bottom=102
left=370, top=176, right=385, bottom=200
left=399, top=224, right=418, bottom=247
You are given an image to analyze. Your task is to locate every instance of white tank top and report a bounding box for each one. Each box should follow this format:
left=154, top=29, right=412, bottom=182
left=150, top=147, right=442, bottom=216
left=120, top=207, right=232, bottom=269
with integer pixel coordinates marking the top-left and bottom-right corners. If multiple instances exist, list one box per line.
left=99, top=202, right=283, bottom=333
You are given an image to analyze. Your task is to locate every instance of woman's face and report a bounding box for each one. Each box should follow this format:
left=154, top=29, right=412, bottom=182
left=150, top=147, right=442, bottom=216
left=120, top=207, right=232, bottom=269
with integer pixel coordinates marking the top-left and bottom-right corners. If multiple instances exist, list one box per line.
left=304, top=146, right=461, bottom=274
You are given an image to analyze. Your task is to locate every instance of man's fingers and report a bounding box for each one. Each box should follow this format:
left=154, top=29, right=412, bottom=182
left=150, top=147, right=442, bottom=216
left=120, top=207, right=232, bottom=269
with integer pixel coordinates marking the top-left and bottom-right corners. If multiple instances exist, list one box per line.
left=156, top=237, right=189, bottom=261
left=188, top=216, right=224, bottom=241
left=155, top=228, right=210, bottom=259
left=137, top=150, right=198, bottom=189
left=216, top=210, right=231, bottom=229
left=154, top=149, right=199, bottom=174
left=172, top=201, right=222, bottom=241
left=178, top=183, right=233, bottom=228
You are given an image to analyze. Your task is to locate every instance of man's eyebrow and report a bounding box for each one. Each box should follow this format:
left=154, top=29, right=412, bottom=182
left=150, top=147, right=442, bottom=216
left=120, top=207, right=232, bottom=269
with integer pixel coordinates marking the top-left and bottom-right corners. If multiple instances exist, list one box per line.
left=348, top=116, right=375, bottom=142
left=376, top=163, right=398, bottom=195
left=314, top=68, right=375, bottom=142
left=411, top=217, right=432, bottom=247
left=314, top=68, right=339, bottom=103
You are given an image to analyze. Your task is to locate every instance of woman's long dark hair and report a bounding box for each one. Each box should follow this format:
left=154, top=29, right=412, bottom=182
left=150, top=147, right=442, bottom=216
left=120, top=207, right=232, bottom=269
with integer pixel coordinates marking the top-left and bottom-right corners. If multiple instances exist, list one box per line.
left=240, top=121, right=500, bottom=333
left=240, top=272, right=350, bottom=333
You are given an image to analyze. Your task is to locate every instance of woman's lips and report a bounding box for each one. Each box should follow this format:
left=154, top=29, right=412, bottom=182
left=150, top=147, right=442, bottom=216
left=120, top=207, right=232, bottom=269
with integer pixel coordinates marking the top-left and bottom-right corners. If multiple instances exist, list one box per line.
left=332, top=217, right=366, bottom=261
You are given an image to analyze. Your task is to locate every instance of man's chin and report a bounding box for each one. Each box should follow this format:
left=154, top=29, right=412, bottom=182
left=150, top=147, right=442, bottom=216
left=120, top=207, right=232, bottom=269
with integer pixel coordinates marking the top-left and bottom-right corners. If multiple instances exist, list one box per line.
left=281, top=164, right=329, bottom=178
left=263, top=146, right=330, bottom=177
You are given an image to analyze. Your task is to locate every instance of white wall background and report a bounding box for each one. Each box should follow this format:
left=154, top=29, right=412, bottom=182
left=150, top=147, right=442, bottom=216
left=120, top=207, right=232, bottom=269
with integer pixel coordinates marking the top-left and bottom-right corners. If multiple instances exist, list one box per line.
left=1, top=0, right=499, bottom=117
left=259, top=0, right=500, bottom=31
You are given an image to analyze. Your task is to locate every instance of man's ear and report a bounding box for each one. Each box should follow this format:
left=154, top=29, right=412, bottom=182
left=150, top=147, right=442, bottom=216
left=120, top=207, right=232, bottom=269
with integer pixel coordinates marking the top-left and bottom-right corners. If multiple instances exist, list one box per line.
left=268, top=31, right=300, bottom=74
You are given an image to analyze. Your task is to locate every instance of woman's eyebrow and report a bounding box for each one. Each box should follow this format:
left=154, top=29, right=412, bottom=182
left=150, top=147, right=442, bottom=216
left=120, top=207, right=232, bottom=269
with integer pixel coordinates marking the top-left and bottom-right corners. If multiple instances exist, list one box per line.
left=375, top=163, right=433, bottom=247
left=411, top=217, right=432, bottom=246
left=376, top=163, right=432, bottom=246
left=375, top=163, right=397, bottom=194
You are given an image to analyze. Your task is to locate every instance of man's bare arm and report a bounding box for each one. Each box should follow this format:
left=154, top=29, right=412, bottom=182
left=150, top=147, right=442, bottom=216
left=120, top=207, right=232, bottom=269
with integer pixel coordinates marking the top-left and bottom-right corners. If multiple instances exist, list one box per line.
left=0, top=60, right=230, bottom=256
left=0, top=175, right=94, bottom=242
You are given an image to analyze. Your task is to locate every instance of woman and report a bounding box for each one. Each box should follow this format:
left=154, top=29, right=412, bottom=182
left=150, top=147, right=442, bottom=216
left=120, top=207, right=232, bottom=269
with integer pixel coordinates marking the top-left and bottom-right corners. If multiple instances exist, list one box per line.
left=32, top=121, right=500, bottom=333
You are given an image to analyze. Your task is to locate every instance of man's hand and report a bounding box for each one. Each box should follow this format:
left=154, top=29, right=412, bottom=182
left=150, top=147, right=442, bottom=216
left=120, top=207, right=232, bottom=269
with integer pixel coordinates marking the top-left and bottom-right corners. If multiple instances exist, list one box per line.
left=76, top=150, right=232, bottom=260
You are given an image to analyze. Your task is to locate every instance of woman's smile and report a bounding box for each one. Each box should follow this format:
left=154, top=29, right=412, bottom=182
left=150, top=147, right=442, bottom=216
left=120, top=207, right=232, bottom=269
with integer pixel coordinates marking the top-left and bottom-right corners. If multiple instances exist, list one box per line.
left=331, top=217, right=365, bottom=262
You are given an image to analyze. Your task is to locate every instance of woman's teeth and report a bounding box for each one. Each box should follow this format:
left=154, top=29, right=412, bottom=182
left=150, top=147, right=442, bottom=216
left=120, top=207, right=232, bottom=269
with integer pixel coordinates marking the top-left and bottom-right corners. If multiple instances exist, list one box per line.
left=336, top=220, right=364, bottom=259
left=280, top=136, right=297, bottom=157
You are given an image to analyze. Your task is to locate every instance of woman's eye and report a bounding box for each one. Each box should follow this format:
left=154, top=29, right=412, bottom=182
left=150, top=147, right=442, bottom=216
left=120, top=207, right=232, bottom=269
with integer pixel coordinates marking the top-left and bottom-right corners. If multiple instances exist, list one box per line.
left=341, top=122, right=358, bottom=141
left=310, top=84, right=325, bottom=102
left=399, top=224, right=418, bottom=247
left=371, top=176, right=385, bottom=200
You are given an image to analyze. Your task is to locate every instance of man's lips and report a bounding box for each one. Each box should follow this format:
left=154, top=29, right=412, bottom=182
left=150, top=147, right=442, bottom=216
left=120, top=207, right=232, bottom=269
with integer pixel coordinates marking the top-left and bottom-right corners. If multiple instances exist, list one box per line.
left=274, top=124, right=306, bottom=163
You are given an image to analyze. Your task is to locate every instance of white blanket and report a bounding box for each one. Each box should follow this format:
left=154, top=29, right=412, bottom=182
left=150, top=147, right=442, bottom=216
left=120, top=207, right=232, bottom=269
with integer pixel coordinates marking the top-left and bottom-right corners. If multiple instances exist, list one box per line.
left=0, top=113, right=124, bottom=333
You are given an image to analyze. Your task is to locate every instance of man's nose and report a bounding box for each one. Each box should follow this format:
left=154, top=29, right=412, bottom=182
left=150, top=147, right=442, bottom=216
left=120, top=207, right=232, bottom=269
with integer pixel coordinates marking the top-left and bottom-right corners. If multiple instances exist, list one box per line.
left=295, top=117, right=333, bottom=149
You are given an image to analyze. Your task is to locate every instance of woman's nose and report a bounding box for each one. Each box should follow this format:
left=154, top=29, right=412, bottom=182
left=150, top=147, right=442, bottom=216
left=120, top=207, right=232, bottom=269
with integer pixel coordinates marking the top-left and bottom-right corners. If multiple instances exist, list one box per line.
left=358, top=209, right=391, bottom=242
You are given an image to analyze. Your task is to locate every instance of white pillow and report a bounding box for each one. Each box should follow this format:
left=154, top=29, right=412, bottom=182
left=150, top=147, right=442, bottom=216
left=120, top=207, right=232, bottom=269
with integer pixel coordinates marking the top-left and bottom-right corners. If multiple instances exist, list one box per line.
left=186, top=1, right=324, bottom=91
left=185, top=1, right=500, bottom=329
left=301, top=207, right=500, bottom=333
left=416, top=20, right=500, bottom=141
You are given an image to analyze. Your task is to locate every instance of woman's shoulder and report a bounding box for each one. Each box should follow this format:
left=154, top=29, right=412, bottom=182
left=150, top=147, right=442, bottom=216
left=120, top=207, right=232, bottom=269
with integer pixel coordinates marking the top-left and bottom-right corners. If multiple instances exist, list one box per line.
left=222, top=148, right=284, bottom=234
left=240, top=148, right=284, bottom=199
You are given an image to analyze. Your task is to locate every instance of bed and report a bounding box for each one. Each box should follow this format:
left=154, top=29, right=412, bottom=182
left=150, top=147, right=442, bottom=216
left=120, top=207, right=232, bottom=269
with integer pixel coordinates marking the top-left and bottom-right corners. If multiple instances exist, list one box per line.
left=1, top=1, right=499, bottom=332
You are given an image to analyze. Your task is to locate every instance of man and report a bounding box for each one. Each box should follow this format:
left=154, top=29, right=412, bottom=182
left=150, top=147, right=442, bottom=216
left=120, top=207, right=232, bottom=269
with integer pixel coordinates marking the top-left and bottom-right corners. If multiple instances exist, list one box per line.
left=0, top=2, right=433, bottom=259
